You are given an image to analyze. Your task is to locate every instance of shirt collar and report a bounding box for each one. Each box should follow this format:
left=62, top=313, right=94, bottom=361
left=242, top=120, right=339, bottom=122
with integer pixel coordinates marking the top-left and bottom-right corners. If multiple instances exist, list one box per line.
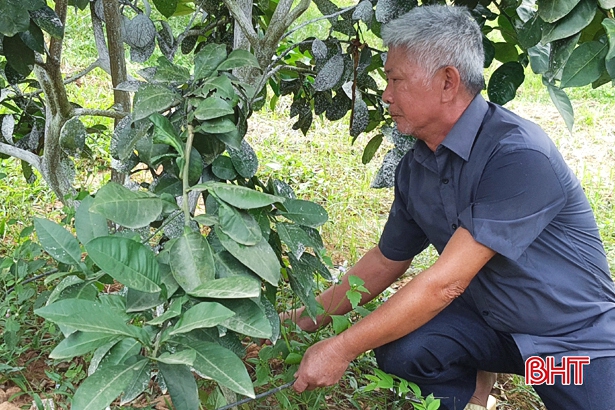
left=440, top=94, right=489, bottom=161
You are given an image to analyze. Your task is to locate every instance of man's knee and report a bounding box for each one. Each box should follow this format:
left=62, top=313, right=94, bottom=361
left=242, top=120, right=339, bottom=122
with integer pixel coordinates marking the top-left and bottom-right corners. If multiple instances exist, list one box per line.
left=374, top=336, right=448, bottom=381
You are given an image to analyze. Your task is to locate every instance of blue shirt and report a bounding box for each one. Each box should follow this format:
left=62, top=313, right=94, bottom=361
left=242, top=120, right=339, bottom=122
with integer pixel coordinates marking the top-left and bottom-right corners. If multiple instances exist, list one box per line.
left=378, top=94, right=615, bottom=361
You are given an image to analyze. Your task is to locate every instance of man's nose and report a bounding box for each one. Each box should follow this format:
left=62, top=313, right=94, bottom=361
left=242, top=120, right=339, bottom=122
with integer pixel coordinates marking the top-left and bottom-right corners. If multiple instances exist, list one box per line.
left=382, top=84, right=392, bottom=105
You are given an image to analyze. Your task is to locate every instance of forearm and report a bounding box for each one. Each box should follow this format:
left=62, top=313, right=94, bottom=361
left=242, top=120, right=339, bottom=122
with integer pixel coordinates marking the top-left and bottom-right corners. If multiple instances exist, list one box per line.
left=336, top=228, right=496, bottom=360
left=292, top=246, right=411, bottom=331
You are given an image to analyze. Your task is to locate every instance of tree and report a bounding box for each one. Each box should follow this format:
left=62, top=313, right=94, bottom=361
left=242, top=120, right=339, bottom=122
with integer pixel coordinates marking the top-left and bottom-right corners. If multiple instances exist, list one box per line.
left=2, top=0, right=615, bottom=408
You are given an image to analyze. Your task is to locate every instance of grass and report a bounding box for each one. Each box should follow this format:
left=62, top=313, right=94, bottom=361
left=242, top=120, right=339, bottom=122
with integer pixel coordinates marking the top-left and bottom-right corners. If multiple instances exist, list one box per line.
left=1, top=4, right=615, bottom=410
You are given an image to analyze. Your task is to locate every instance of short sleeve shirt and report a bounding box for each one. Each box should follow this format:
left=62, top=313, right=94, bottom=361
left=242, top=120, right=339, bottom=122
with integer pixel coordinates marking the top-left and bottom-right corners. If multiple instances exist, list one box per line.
left=378, top=94, right=615, bottom=361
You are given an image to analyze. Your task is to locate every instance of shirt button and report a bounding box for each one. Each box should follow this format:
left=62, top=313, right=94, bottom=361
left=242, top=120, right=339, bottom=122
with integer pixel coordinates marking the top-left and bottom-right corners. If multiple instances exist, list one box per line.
left=451, top=224, right=458, bottom=230
left=441, top=178, right=449, bottom=184
left=482, top=311, right=489, bottom=317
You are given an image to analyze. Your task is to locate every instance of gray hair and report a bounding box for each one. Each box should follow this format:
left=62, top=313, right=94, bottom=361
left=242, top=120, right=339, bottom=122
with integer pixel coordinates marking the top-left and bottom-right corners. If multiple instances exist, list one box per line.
left=382, top=5, right=485, bottom=96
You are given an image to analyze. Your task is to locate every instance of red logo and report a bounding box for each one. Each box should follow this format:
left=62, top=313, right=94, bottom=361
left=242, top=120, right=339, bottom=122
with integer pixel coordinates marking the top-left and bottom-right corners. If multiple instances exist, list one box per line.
left=525, top=356, right=590, bottom=385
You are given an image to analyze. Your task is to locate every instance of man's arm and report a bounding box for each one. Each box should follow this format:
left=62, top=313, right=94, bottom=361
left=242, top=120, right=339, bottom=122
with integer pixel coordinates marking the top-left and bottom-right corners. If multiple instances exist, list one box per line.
left=293, top=227, right=495, bottom=392
left=288, top=246, right=412, bottom=332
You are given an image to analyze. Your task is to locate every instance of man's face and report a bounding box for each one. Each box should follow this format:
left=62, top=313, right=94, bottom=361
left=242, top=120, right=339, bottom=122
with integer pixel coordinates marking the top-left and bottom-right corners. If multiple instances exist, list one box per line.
left=382, top=47, right=442, bottom=140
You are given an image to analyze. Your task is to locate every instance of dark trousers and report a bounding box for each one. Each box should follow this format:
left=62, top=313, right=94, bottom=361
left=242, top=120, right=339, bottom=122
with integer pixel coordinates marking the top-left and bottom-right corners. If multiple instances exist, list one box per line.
left=373, top=297, right=615, bottom=410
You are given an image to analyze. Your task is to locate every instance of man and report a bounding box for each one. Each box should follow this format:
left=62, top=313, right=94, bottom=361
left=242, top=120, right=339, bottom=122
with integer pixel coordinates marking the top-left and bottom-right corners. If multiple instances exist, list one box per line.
left=289, top=5, right=615, bottom=410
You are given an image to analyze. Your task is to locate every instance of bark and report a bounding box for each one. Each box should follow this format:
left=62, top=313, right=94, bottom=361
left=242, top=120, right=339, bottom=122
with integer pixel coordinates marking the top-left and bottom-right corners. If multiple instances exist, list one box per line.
left=102, top=0, right=132, bottom=186
left=224, top=0, right=311, bottom=89
left=37, top=0, right=76, bottom=203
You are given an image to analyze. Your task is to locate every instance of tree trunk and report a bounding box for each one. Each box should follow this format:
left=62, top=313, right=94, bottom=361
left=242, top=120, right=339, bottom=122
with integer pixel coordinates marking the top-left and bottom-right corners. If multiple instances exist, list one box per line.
left=102, top=0, right=131, bottom=186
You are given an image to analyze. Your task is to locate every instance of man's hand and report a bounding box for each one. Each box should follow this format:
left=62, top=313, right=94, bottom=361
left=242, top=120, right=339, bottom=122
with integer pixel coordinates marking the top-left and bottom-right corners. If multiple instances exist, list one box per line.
left=280, top=307, right=320, bottom=333
left=293, top=336, right=354, bottom=393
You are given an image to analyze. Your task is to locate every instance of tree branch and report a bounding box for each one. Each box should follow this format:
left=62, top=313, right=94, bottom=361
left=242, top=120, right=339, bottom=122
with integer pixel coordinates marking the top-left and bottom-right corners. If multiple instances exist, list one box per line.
left=285, top=0, right=312, bottom=32
left=282, top=5, right=356, bottom=40
left=0, top=143, right=42, bottom=172
left=73, top=108, right=130, bottom=119
left=223, top=0, right=258, bottom=48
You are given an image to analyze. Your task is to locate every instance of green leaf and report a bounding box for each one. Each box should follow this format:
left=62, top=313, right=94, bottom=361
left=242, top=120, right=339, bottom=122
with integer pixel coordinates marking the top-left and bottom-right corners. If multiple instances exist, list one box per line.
left=169, top=302, right=234, bottom=335
left=75, top=196, right=108, bottom=245
left=255, top=294, right=280, bottom=342
left=50, top=332, right=118, bottom=360
left=175, top=340, right=255, bottom=398
left=34, top=218, right=82, bottom=265
left=157, top=363, right=199, bottom=410
left=19, top=21, right=45, bottom=53
left=146, top=296, right=185, bottom=325
left=362, top=134, right=383, bottom=165
left=599, top=0, right=615, bottom=7
left=86, top=236, right=161, bottom=293
left=177, top=147, right=203, bottom=186
left=133, top=84, right=181, bottom=121
left=157, top=349, right=196, bottom=365
left=0, top=1, right=30, bottom=36
left=537, top=0, right=582, bottom=23
left=59, top=117, right=87, bottom=154
left=35, top=299, right=142, bottom=338
left=314, top=54, right=345, bottom=91
left=22, top=0, right=46, bottom=11
left=517, top=13, right=544, bottom=50
left=220, top=299, right=272, bottom=339
left=154, top=56, right=190, bottom=83
left=218, top=202, right=262, bottom=246
left=276, top=222, right=317, bottom=259
left=30, top=5, right=64, bottom=39
left=194, top=97, right=235, bottom=121
left=188, top=276, right=260, bottom=298
left=487, top=61, right=525, bottom=105
left=278, top=198, right=328, bottom=228
left=528, top=43, right=551, bottom=74
left=149, top=112, right=184, bottom=154
left=493, top=41, right=520, bottom=63
left=91, top=182, right=163, bottom=229
left=287, top=260, right=318, bottom=320
left=158, top=363, right=199, bottom=410
left=560, top=41, right=608, bottom=87
left=198, top=75, right=235, bottom=100
left=602, top=18, right=615, bottom=61
left=72, top=362, right=146, bottom=410
left=197, top=117, right=237, bottom=134
left=331, top=315, right=351, bottom=335
left=169, top=230, right=215, bottom=293
left=152, top=0, right=178, bottom=18
left=192, top=182, right=285, bottom=209
left=216, top=49, right=261, bottom=71
left=3, top=35, right=34, bottom=76
left=216, top=226, right=281, bottom=285
left=194, top=43, right=227, bottom=80
left=545, top=80, right=575, bottom=133
left=193, top=213, right=219, bottom=226
left=541, top=0, right=596, bottom=44
left=126, top=288, right=164, bottom=312
left=97, top=338, right=141, bottom=369
left=119, top=361, right=151, bottom=405
left=212, top=155, right=239, bottom=180
left=228, top=140, right=258, bottom=179
left=214, top=251, right=256, bottom=278
left=546, top=33, right=581, bottom=81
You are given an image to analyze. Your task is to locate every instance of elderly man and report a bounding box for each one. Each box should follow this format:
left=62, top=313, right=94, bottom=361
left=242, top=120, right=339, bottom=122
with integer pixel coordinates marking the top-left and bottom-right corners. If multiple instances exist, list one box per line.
left=289, top=5, right=615, bottom=410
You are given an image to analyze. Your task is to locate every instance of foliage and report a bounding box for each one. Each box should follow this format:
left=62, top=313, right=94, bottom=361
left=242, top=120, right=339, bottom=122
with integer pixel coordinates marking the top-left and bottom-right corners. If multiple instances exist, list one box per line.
left=26, top=47, right=335, bottom=409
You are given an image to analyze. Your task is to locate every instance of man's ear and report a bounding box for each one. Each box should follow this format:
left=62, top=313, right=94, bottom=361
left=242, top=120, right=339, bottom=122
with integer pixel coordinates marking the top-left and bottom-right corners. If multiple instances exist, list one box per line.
left=440, top=66, right=461, bottom=103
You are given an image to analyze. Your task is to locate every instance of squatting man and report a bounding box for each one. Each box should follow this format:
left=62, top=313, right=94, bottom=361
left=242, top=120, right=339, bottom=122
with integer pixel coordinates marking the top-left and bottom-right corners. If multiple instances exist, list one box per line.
left=285, top=5, right=615, bottom=410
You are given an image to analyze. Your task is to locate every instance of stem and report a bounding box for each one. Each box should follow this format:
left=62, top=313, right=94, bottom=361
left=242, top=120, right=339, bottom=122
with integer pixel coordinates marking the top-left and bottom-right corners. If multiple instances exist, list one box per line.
left=0, top=143, right=42, bottom=172
left=182, top=124, right=196, bottom=227
left=72, top=108, right=130, bottom=119
left=282, top=5, right=356, bottom=40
